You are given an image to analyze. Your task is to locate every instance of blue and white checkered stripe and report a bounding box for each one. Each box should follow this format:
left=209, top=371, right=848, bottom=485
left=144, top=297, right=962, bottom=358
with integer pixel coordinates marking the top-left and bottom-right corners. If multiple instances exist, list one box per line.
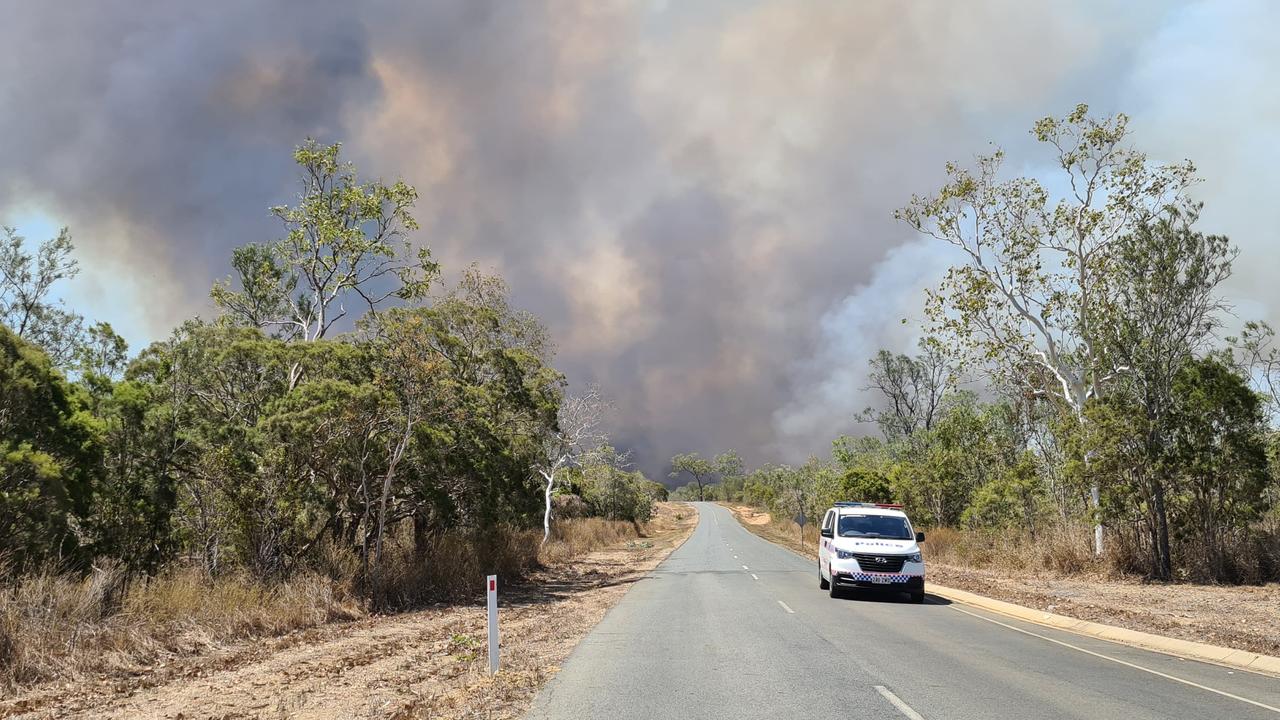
left=847, top=572, right=919, bottom=583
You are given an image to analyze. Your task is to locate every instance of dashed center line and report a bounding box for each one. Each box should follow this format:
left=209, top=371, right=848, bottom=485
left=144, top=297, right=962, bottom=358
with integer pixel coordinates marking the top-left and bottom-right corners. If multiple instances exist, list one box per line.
left=751, top=573, right=759, bottom=580
left=876, top=686, right=925, bottom=720
left=742, top=564, right=749, bottom=570
left=777, top=600, right=795, bottom=614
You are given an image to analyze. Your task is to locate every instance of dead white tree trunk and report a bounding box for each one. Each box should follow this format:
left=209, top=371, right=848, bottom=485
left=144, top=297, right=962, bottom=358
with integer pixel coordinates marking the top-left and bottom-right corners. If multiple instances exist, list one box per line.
left=541, top=467, right=559, bottom=546
left=537, top=387, right=610, bottom=546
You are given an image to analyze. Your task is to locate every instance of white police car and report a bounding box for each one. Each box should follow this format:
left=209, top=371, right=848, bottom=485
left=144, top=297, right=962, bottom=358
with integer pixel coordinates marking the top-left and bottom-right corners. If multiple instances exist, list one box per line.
left=817, top=501, right=926, bottom=603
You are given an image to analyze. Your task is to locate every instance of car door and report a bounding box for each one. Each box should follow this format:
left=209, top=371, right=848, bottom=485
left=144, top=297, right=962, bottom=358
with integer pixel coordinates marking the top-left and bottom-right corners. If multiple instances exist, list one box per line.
left=819, top=509, right=835, bottom=573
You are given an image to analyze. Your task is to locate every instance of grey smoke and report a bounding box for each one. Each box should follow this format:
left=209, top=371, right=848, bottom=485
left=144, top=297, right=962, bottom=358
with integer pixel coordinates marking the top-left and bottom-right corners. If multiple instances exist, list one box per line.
left=2, top=0, right=1273, bottom=479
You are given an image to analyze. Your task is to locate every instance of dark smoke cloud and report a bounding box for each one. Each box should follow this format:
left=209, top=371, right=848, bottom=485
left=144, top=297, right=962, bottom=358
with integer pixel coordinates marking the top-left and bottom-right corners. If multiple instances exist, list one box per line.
left=4, top=0, right=1271, bottom=479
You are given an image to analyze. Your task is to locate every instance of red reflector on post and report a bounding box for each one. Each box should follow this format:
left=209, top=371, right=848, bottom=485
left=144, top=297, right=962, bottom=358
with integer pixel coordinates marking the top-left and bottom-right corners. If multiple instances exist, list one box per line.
left=489, top=578, right=496, bottom=592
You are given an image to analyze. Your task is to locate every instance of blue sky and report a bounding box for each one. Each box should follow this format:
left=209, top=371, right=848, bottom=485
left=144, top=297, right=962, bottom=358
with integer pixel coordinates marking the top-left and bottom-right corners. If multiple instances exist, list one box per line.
left=5, top=206, right=156, bottom=353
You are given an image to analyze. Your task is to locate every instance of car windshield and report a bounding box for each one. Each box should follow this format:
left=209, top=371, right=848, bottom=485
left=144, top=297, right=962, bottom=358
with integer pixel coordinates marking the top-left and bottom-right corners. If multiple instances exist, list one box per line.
left=837, top=514, right=912, bottom=539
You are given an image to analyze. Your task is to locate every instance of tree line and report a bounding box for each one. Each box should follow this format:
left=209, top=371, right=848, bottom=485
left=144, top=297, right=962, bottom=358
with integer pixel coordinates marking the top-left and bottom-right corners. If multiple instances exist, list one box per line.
left=672, top=106, right=1280, bottom=584
left=0, top=141, right=656, bottom=603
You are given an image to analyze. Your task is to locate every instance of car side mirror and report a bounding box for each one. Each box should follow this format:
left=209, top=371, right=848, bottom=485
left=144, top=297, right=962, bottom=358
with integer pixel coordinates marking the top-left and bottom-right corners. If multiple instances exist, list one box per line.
left=915, top=531, right=925, bottom=543
left=820, top=527, right=833, bottom=538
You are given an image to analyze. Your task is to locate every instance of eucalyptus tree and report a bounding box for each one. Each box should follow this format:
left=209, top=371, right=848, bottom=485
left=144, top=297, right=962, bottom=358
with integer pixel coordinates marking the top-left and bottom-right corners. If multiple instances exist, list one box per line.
left=1232, top=321, right=1280, bottom=417
left=1095, top=206, right=1236, bottom=577
left=669, top=452, right=715, bottom=501
left=897, top=104, right=1198, bottom=553
left=212, top=140, right=438, bottom=386
left=402, top=269, right=561, bottom=536
left=0, top=226, right=90, bottom=369
left=860, top=340, right=953, bottom=444
left=714, top=450, right=746, bottom=500
left=362, top=307, right=448, bottom=591
left=579, top=447, right=653, bottom=522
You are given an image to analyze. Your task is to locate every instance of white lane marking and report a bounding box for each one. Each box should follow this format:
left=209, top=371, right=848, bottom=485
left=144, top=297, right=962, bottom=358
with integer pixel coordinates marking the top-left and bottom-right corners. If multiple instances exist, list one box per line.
left=777, top=600, right=795, bottom=614
left=950, top=606, right=1280, bottom=715
left=742, top=565, right=749, bottom=570
left=876, top=686, right=925, bottom=720
left=734, top=555, right=739, bottom=559
left=751, top=573, right=759, bottom=580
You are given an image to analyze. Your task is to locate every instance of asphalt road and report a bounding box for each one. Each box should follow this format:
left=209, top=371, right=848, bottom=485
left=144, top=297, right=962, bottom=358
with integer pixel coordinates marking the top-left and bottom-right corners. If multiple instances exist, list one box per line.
left=526, top=502, right=1280, bottom=719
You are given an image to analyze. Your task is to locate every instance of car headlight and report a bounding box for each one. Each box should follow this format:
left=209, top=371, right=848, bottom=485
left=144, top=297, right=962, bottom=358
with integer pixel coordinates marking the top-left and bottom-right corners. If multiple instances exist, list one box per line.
left=836, top=549, right=856, bottom=560
left=907, top=552, right=922, bottom=563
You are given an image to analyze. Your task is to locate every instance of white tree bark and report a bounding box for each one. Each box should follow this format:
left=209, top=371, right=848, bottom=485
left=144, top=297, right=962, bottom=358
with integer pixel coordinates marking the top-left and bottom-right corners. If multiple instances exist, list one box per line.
left=541, top=468, right=557, bottom=546
left=536, top=387, right=611, bottom=546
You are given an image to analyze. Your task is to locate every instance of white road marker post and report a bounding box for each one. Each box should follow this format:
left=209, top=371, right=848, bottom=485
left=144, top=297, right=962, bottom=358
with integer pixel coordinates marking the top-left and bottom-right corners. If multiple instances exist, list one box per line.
left=486, top=574, right=500, bottom=674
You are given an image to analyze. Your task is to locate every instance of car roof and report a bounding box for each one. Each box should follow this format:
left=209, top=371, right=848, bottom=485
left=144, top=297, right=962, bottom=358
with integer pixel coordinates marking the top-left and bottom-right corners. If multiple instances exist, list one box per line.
left=830, top=505, right=907, bottom=518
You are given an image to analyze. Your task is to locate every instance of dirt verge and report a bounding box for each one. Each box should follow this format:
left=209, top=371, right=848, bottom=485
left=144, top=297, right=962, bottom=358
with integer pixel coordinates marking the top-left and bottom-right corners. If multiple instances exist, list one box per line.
left=926, top=563, right=1280, bottom=657
left=721, top=503, right=1280, bottom=658
left=2, top=502, right=698, bottom=720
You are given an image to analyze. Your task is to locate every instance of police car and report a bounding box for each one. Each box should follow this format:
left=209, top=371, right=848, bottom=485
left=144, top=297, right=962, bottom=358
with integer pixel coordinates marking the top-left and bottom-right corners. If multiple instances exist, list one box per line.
left=817, top=501, right=926, bottom=603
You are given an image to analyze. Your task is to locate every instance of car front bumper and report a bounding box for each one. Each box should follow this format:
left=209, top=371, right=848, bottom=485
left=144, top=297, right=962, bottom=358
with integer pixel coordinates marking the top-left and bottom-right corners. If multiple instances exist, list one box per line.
left=831, top=572, right=924, bottom=591
left=827, top=556, right=925, bottom=591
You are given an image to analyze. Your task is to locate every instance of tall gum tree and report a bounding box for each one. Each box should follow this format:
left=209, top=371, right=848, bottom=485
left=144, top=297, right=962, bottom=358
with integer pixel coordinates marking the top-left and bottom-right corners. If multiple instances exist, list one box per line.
left=212, top=140, right=438, bottom=387
left=896, top=105, right=1197, bottom=554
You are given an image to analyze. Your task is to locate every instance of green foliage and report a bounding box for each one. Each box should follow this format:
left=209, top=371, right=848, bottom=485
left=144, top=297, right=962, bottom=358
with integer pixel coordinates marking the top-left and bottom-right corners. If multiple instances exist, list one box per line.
left=876, top=103, right=1280, bottom=581
left=1168, top=358, right=1269, bottom=579
left=858, top=341, right=952, bottom=442
left=668, top=452, right=715, bottom=501
left=962, top=452, right=1046, bottom=532
left=577, top=462, right=655, bottom=523
left=0, top=140, right=644, bottom=607
left=0, top=226, right=79, bottom=361
left=899, top=104, right=1197, bottom=413
left=6, top=114, right=1280, bottom=595
left=0, top=326, right=101, bottom=569
left=212, top=139, right=439, bottom=343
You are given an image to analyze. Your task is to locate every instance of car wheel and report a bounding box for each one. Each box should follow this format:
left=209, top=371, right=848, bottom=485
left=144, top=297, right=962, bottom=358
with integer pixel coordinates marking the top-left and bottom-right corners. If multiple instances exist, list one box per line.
left=819, top=563, right=830, bottom=590
left=910, top=591, right=924, bottom=604
left=828, top=576, right=841, bottom=598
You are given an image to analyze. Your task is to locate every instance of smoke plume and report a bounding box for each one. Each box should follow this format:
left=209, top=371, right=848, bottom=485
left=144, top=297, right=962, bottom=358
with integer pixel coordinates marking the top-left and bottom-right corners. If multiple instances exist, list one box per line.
left=2, top=0, right=1273, bottom=478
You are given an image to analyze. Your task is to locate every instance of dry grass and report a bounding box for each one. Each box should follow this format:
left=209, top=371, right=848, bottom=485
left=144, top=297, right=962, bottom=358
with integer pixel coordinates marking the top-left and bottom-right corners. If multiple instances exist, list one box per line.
left=926, top=524, right=1280, bottom=583
left=377, top=529, right=544, bottom=609
left=379, top=517, right=650, bottom=607
left=0, top=515, right=655, bottom=698
left=538, top=517, right=645, bottom=564
left=0, top=504, right=699, bottom=719
left=0, top=564, right=362, bottom=694
left=922, top=525, right=1097, bottom=576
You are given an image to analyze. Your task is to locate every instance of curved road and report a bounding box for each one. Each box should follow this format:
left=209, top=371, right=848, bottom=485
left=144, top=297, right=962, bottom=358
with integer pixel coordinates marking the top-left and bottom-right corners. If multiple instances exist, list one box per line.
left=528, top=502, right=1280, bottom=719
